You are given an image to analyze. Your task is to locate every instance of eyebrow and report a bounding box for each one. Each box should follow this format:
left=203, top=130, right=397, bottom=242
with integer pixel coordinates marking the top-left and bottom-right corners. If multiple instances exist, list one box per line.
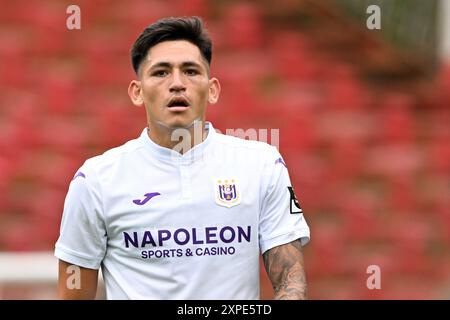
left=148, top=61, right=204, bottom=70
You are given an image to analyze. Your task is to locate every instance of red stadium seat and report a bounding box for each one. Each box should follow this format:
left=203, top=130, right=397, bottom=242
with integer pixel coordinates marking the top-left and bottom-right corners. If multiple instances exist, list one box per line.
left=324, top=64, right=368, bottom=110
left=328, top=140, right=365, bottom=182
left=387, top=176, right=418, bottom=213
left=386, top=218, right=434, bottom=275
left=435, top=204, right=450, bottom=244
left=269, top=32, right=318, bottom=82
left=379, top=94, right=416, bottom=144
left=430, top=137, right=450, bottom=175
left=176, top=0, right=209, bottom=18
left=222, top=3, right=263, bottom=50
left=307, top=223, right=346, bottom=278
left=1, top=219, right=40, bottom=251
left=108, top=0, right=172, bottom=30
left=363, top=144, right=424, bottom=179
left=0, top=46, right=29, bottom=87
left=337, top=190, right=382, bottom=243
left=39, top=75, right=80, bottom=115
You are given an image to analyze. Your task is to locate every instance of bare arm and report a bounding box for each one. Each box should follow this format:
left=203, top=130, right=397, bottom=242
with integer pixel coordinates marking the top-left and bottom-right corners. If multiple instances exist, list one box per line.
left=58, top=259, right=99, bottom=300
left=262, top=239, right=308, bottom=300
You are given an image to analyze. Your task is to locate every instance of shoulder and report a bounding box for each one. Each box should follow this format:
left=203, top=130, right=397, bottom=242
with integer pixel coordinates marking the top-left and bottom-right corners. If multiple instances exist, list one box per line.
left=211, top=130, right=283, bottom=170
left=213, top=130, right=280, bottom=159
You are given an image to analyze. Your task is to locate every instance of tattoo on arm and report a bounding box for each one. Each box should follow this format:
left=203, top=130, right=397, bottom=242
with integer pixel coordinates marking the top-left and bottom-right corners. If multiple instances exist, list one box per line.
left=263, top=239, right=308, bottom=300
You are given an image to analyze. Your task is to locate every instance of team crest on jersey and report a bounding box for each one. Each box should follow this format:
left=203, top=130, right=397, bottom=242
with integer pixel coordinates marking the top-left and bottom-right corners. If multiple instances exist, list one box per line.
left=214, top=178, right=241, bottom=208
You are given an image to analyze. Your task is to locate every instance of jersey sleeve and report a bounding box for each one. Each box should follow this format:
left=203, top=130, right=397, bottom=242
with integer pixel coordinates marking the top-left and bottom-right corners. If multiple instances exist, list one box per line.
left=259, top=146, right=310, bottom=255
left=54, top=162, right=107, bottom=269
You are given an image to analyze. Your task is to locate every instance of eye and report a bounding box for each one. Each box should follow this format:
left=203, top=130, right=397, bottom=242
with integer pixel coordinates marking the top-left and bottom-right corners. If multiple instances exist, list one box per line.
left=185, top=69, right=199, bottom=76
left=152, top=70, right=168, bottom=77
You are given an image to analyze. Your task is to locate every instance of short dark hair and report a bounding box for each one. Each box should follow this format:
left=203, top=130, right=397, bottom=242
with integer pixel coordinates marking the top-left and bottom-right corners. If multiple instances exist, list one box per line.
left=131, top=16, right=212, bottom=74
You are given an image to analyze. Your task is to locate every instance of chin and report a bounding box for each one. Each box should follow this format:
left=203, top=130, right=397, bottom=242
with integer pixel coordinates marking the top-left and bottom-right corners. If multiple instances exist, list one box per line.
left=164, top=118, right=196, bottom=130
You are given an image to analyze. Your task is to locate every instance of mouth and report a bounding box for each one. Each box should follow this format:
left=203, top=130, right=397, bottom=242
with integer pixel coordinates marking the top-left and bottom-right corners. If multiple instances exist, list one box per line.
left=167, top=97, right=190, bottom=111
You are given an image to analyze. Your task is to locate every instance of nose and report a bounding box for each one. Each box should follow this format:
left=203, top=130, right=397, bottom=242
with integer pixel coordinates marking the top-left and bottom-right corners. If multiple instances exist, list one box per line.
left=169, top=70, right=186, bottom=93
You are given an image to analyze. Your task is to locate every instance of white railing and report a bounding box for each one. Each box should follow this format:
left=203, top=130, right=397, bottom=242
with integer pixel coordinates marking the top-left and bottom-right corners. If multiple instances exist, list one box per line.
left=439, top=0, right=450, bottom=59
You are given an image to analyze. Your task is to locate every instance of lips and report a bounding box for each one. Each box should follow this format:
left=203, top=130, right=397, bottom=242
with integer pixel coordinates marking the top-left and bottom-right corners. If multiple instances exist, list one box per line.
left=167, top=97, right=190, bottom=108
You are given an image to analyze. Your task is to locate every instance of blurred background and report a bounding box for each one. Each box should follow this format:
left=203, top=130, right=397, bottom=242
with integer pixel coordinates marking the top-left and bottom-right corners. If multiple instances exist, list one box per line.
left=0, top=0, right=449, bottom=299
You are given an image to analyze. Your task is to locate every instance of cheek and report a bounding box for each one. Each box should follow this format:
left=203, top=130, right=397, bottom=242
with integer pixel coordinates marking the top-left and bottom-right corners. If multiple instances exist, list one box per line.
left=192, top=81, right=211, bottom=101
left=142, top=83, right=164, bottom=104
left=193, top=92, right=209, bottom=108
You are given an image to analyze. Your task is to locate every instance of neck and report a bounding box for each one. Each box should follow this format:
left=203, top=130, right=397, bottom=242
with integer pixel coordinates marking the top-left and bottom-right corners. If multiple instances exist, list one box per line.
left=147, top=120, right=207, bottom=155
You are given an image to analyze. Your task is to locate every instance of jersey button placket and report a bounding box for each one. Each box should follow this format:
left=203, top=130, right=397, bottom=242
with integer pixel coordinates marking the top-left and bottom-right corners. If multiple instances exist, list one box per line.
left=179, top=159, right=192, bottom=200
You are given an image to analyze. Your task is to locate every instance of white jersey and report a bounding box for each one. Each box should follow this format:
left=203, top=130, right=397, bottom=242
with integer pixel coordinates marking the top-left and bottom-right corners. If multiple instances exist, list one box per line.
left=54, top=122, right=310, bottom=299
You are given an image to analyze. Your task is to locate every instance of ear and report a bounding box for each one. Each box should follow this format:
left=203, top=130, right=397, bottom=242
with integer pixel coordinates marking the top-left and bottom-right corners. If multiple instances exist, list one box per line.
left=208, top=77, right=221, bottom=105
left=128, top=80, right=144, bottom=107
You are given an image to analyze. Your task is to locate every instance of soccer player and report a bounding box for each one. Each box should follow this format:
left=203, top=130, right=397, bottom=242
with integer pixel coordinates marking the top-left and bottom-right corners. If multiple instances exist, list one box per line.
left=55, top=16, right=310, bottom=300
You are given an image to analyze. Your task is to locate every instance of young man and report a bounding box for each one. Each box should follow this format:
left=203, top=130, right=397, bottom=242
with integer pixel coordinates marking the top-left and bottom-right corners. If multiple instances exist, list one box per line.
left=55, top=16, right=310, bottom=300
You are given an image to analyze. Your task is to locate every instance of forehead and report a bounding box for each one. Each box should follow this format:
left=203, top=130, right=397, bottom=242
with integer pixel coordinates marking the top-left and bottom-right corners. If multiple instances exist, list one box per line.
left=145, top=40, right=205, bottom=67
